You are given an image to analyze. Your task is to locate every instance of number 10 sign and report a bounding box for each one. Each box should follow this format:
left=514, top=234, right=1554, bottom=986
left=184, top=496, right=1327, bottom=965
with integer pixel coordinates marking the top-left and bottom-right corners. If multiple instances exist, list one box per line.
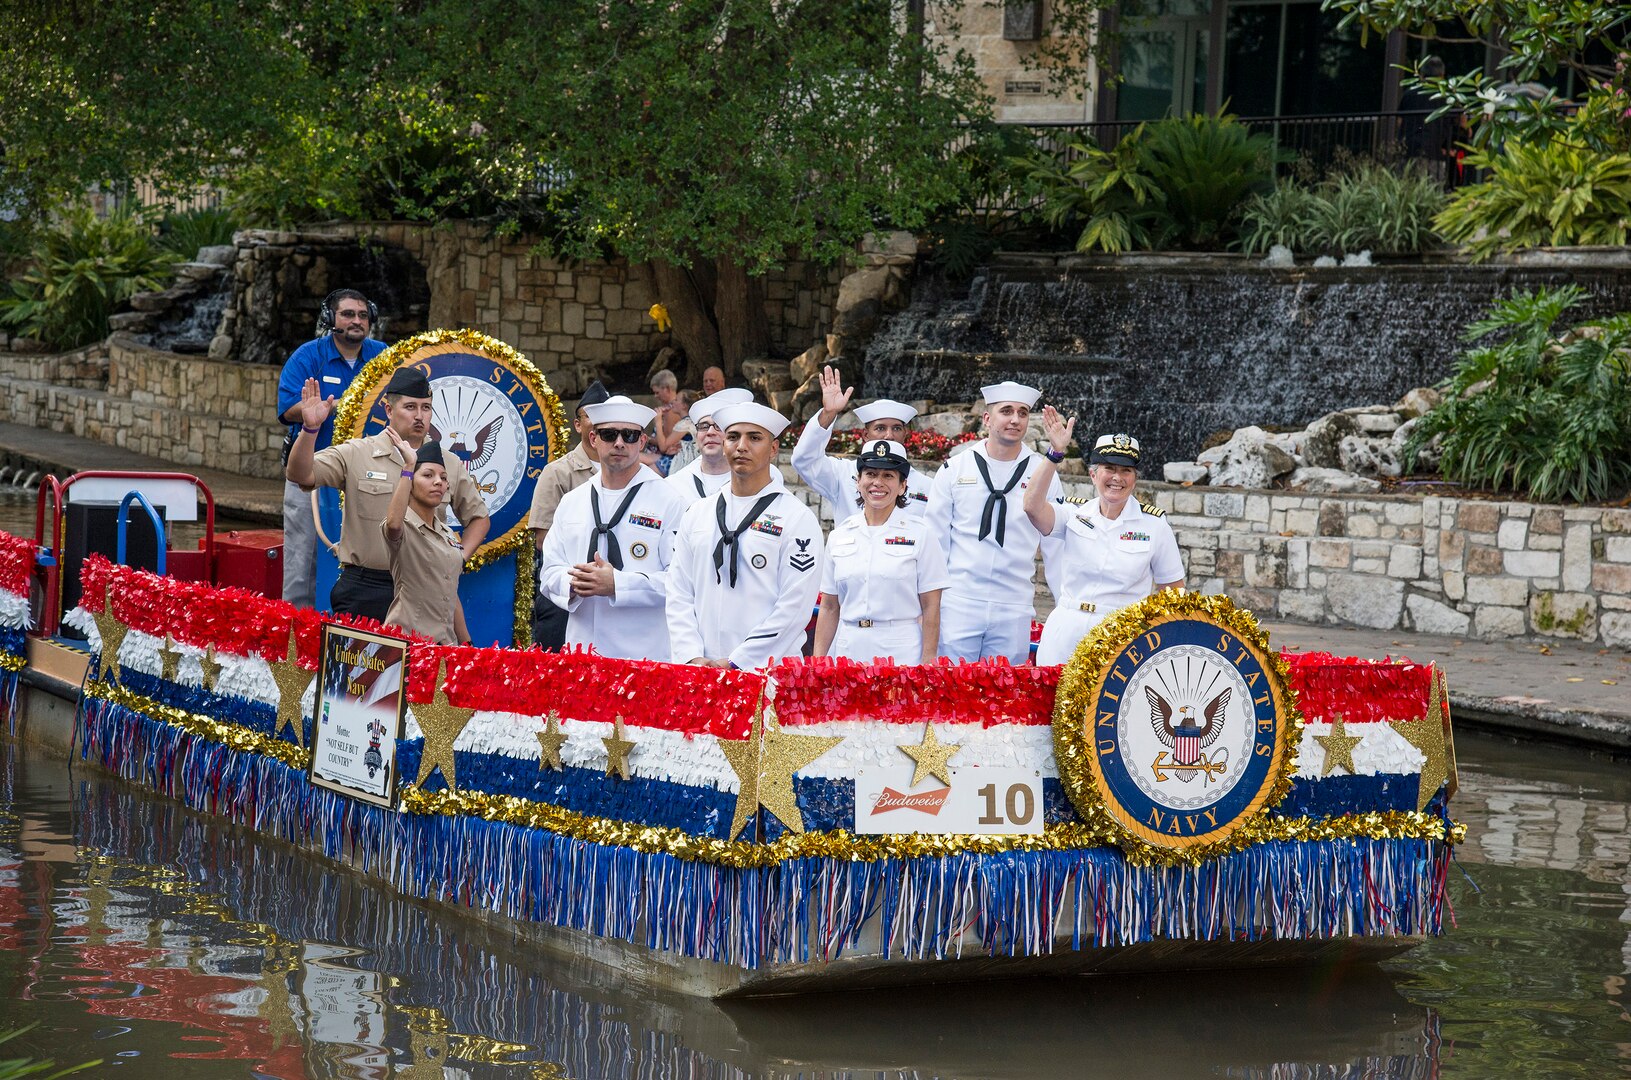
left=853, top=767, right=1044, bottom=835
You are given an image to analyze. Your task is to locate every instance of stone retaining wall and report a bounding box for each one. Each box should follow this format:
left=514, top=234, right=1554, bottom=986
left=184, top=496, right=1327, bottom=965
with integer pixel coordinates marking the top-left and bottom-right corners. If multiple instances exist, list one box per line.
left=0, top=337, right=283, bottom=480
left=774, top=451, right=1631, bottom=647
left=227, top=223, right=843, bottom=395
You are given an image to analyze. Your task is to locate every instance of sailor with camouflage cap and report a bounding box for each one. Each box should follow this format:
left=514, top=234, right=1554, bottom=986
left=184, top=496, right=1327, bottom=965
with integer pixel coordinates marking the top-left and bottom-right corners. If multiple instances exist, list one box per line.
left=1023, top=414, right=1185, bottom=667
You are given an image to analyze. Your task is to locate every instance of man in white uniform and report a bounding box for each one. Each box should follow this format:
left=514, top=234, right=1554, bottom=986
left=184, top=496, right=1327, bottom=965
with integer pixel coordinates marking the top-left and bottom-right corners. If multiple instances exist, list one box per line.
left=668, top=402, right=823, bottom=669
left=538, top=396, right=689, bottom=660
left=927, top=381, right=1063, bottom=664
left=791, top=365, right=933, bottom=520
left=667, top=388, right=752, bottom=504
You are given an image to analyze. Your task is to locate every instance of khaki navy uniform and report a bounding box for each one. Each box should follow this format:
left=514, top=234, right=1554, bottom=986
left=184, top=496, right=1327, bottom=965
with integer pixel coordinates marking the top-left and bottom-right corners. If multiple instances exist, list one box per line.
left=526, top=441, right=597, bottom=648
left=311, top=432, right=488, bottom=621
left=381, top=512, right=466, bottom=644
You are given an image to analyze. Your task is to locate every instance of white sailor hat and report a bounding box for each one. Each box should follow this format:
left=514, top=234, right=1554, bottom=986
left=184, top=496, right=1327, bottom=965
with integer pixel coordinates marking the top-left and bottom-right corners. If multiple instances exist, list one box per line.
left=584, top=395, right=655, bottom=429
left=689, top=387, right=752, bottom=426
left=1090, top=432, right=1141, bottom=466
left=853, top=399, right=918, bottom=426
left=714, top=401, right=791, bottom=438
left=856, top=439, right=910, bottom=475
left=980, top=381, right=1041, bottom=408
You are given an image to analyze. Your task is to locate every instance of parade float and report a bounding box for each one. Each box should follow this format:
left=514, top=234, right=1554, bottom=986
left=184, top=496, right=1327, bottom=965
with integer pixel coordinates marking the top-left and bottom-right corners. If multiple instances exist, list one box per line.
left=5, top=330, right=1463, bottom=997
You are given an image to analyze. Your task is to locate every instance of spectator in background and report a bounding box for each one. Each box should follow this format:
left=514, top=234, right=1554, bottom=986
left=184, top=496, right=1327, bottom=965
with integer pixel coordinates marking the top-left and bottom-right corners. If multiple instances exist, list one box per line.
left=275, top=289, right=385, bottom=608
left=646, top=368, right=686, bottom=476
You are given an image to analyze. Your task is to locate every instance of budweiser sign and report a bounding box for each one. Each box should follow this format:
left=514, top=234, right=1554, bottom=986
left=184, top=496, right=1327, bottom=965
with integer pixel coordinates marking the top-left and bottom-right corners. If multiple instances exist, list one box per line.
left=869, top=785, right=951, bottom=816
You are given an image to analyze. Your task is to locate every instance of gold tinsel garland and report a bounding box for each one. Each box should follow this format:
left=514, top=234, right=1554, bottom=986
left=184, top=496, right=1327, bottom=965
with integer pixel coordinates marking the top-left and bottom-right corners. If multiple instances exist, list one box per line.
left=84, top=666, right=1465, bottom=871
left=512, top=540, right=535, bottom=647
left=330, top=327, right=568, bottom=572
left=1052, top=590, right=1307, bottom=864
left=0, top=651, right=24, bottom=673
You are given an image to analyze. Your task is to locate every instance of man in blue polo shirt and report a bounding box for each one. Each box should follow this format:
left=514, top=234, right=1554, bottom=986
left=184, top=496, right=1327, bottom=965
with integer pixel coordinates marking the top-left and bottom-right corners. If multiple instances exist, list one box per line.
left=276, top=289, right=386, bottom=607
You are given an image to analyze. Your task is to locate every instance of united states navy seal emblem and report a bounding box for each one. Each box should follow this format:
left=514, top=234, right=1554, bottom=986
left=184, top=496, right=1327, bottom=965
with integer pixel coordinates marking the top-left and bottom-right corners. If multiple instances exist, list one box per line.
left=336, top=329, right=566, bottom=564
left=1053, top=592, right=1297, bottom=854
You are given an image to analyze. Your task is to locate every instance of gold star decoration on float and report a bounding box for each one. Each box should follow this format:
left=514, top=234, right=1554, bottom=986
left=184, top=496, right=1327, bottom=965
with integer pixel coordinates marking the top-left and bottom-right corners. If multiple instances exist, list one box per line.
left=536, top=710, right=568, bottom=771
left=899, top=719, right=961, bottom=787
left=719, top=709, right=843, bottom=841
left=92, top=592, right=128, bottom=685
left=411, top=658, right=476, bottom=790
left=267, top=629, right=316, bottom=748
left=1314, top=713, right=1363, bottom=777
left=602, top=716, right=636, bottom=780
left=1390, top=670, right=1454, bottom=813
left=158, top=634, right=183, bottom=683
left=199, top=646, right=223, bottom=692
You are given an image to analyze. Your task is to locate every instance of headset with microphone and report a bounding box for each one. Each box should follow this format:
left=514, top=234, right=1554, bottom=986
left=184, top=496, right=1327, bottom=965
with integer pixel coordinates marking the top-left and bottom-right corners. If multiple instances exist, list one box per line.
left=315, top=290, right=380, bottom=336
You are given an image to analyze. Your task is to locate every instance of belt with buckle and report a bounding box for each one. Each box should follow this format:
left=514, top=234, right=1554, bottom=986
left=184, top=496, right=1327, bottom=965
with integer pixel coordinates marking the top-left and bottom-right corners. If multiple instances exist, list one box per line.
left=1077, top=602, right=1097, bottom=613
left=848, top=617, right=911, bottom=629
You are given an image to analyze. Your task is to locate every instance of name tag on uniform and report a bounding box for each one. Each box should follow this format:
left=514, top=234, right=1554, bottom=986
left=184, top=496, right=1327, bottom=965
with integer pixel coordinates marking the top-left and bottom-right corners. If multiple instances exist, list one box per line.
left=956, top=477, right=977, bottom=485
left=1076, top=515, right=1095, bottom=529
left=628, top=514, right=663, bottom=530
left=322, top=375, right=342, bottom=384
left=364, top=470, right=389, bottom=480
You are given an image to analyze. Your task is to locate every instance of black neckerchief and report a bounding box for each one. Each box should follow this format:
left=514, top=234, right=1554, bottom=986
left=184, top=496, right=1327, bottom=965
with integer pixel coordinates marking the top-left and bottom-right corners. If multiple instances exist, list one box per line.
left=713, top=491, right=780, bottom=586
left=587, top=482, right=643, bottom=569
left=972, top=453, right=1026, bottom=545
left=694, top=474, right=705, bottom=497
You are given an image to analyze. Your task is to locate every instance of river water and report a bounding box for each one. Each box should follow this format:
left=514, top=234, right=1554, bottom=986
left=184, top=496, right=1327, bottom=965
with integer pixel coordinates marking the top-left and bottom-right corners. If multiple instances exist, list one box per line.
left=1, top=731, right=1627, bottom=1080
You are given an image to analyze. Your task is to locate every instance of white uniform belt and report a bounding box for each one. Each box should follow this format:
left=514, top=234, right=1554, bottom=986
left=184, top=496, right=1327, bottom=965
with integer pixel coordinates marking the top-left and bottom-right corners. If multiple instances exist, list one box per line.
left=1059, top=596, right=1134, bottom=614
left=843, top=616, right=916, bottom=629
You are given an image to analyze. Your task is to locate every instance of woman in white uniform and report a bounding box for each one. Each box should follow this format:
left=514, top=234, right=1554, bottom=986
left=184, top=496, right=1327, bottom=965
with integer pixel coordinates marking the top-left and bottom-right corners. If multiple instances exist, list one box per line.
left=814, top=440, right=948, bottom=664
left=1023, top=410, right=1185, bottom=666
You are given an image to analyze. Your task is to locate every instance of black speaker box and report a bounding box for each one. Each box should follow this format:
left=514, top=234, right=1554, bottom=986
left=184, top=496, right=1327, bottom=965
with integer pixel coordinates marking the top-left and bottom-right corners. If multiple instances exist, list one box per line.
left=59, top=500, right=167, bottom=639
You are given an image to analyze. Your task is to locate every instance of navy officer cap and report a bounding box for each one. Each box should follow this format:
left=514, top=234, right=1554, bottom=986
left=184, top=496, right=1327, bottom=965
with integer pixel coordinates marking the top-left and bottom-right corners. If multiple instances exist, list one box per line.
left=416, top=439, right=445, bottom=469
left=577, top=379, right=611, bottom=413
left=383, top=367, right=432, bottom=399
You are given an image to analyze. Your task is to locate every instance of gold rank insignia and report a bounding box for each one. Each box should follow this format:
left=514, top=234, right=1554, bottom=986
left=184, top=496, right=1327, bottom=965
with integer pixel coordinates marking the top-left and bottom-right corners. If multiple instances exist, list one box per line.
left=1138, top=500, right=1165, bottom=517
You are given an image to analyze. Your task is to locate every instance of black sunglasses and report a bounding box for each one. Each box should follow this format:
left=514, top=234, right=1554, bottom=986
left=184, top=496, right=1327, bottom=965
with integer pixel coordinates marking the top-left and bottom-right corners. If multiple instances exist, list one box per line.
left=594, top=427, right=645, bottom=444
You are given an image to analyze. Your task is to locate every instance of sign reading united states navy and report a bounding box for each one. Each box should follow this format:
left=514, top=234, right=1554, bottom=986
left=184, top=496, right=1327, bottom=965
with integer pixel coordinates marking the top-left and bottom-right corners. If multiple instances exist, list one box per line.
left=1053, top=592, right=1298, bottom=855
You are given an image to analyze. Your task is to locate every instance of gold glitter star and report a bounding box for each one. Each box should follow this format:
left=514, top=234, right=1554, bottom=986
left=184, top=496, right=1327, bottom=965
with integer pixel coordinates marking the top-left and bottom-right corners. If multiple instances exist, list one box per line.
left=1314, top=713, right=1363, bottom=776
left=602, top=716, right=636, bottom=780
left=1430, top=668, right=1459, bottom=800
left=536, top=710, right=568, bottom=771
left=1391, top=679, right=1452, bottom=813
left=411, top=658, right=476, bottom=790
left=158, top=635, right=183, bottom=683
left=266, top=629, right=315, bottom=748
left=199, top=646, right=223, bottom=692
left=91, top=592, right=128, bottom=685
left=718, top=708, right=843, bottom=840
left=899, top=719, right=961, bottom=787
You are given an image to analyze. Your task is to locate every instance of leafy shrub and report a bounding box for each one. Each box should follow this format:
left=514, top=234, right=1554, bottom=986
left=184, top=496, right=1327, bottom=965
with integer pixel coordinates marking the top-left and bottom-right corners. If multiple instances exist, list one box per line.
left=1406, top=286, right=1631, bottom=503
left=157, top=206, right=240, bottom=258
left=1242, top=162, right=1447, bottom=256
left=922, top=123, right=1060, bottom=280
left=0, top=206, right=178, bottom=350
left=1026, top=113, right=1281, bottom=253
left=1436, top=139, right=1631, bottom=261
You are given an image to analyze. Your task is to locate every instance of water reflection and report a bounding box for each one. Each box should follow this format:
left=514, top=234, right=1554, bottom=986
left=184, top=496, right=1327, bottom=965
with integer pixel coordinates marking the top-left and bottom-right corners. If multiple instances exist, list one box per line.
left=7, top=733, right=1621, bottom=1078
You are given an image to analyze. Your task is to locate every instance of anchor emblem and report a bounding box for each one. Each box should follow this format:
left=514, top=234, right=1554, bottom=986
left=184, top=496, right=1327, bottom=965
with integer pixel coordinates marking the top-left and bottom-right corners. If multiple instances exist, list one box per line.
left=1147, top=687, right=1232, bottom=785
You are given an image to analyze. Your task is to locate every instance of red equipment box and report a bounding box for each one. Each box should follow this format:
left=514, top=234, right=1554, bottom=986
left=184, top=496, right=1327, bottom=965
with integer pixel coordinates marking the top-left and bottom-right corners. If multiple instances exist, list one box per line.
left=209, top=529, right=284, bottom=598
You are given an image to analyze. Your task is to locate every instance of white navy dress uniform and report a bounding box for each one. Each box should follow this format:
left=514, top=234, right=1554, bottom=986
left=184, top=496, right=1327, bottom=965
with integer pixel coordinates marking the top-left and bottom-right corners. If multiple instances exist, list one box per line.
left=821, top=440, right=950, bottom=663
left=537, top=397, right=690, bottom=660
left=927, top=381, right=1063, bottom=664
left=666, top=389, right=752, bottom=505
left=791, top=400, right=934, bottom=520
left=1035, top=434, right=1184, bottom=666
left=667, top=402, right=824, bottom=669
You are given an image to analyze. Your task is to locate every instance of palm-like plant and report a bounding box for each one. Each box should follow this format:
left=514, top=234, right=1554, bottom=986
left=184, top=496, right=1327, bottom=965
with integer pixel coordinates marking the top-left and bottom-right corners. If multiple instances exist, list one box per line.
left=1407, top=286, right=1631, bottom=503
left=1436, top=141, right=1631, bottom=260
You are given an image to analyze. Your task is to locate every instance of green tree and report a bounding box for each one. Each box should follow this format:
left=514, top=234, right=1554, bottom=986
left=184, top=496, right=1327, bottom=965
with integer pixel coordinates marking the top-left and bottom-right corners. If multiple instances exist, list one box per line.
left=1, top=1, right=1111, bottom=380
left=1326, top=0, right=1631, bottom=151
